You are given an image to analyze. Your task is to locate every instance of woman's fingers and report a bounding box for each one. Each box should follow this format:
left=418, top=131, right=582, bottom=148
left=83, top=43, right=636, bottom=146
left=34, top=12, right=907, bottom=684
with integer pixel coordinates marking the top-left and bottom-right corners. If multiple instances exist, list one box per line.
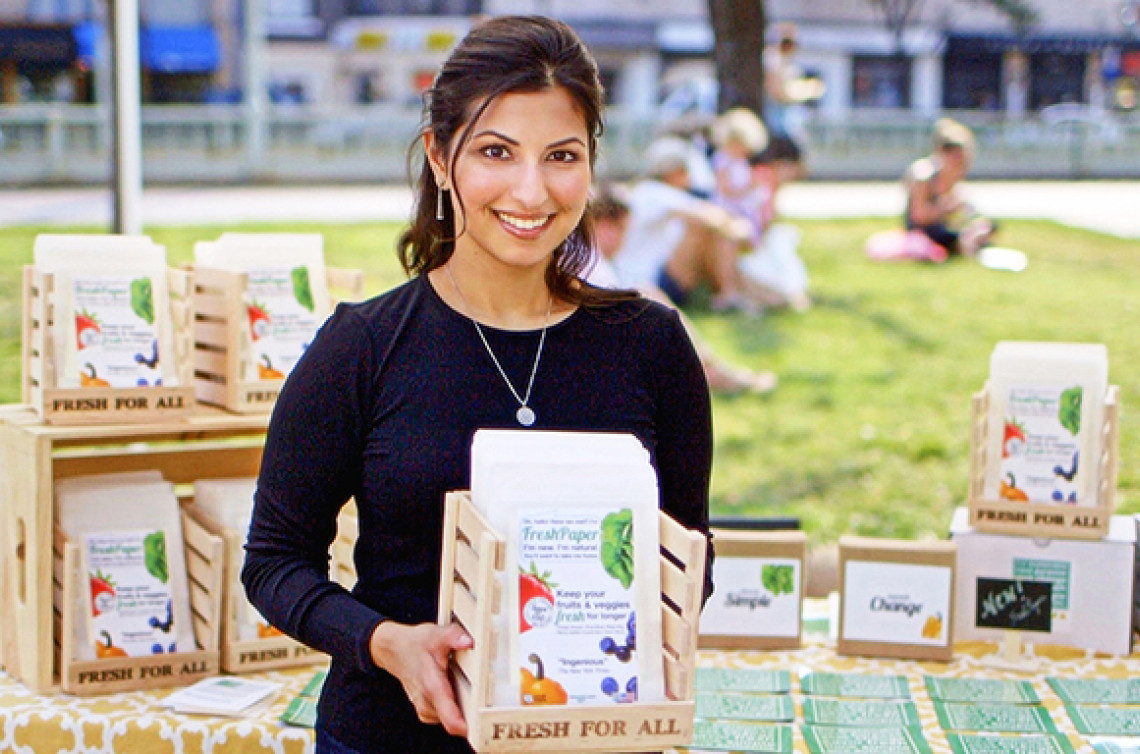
left=370, top=620, right=472, bottom=736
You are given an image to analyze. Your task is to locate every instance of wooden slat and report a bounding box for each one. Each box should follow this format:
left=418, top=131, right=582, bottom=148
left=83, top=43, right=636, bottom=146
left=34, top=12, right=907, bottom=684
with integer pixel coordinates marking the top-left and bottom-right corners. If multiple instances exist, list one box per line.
left=455, top=493, right=503, bottom=570
left=194, top=321, right=230, bottom=348
left=327, top=266, right=365, bottom=303
left=453, top=539, right=482, bottom=591
left=660, top=556, right=696, bottom=618
left=664, top=652, right=690, bottom=701
left=452, top=636, right=482, bottom=690
left=662, top=605, right=692, bottom=659
left=451, top=582, right=479, bottom=634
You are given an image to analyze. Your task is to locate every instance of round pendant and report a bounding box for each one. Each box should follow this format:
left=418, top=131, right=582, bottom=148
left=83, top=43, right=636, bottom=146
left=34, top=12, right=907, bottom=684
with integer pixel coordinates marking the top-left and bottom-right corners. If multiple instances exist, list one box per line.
left=516, top=406, right=536, bottom=426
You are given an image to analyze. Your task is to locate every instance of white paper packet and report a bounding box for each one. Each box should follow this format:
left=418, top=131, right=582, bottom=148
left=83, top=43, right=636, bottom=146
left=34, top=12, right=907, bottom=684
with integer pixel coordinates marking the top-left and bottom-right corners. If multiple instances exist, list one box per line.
left=56, top=473, right=197, bottom=661
left=982, top=341, right=1108, bottom=507
left=470, top=429, right=665, bottom=708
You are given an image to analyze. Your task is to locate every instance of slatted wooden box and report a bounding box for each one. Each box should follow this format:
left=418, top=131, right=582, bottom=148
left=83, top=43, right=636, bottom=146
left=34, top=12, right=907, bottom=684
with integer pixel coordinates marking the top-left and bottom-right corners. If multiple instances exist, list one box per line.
left=438, top=491, right=705, bottom=753
left=22, top=266, right=196, bottom=425
left=54, top=511, right=223, bottom=695
left=191, top=506, right=357, bottom=674
left=967, top=384, right=1120, bottom=540
left=192, top=266, right=363, bottom=414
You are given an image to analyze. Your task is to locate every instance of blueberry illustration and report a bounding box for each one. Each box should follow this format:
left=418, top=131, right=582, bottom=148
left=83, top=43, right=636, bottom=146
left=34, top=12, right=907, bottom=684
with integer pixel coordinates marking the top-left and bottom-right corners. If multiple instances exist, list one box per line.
left=148, top=616, right=160, bottom=628
left=601, top=676, right=618, bottom=695
left=169, top=641, right=177, bottom=652
left=626, top=632, right=636, bottom=650
left=599, top=637, right=616, bottom=654
left=626, top=676, right=638, bottom=695
left=614, top=646, right=632, bottom=663
left=1052, top=490, right=1063, bottom=501
left=151, top=643, right=164, bottom=654
left=627, top=612, right=636, bottom=635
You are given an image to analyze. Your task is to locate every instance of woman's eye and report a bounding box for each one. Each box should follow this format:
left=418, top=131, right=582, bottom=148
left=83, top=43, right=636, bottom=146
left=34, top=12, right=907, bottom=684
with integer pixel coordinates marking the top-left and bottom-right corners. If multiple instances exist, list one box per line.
left=548, top=149, right=581, bottom=163
left=480, top=144, right=510, bottom=160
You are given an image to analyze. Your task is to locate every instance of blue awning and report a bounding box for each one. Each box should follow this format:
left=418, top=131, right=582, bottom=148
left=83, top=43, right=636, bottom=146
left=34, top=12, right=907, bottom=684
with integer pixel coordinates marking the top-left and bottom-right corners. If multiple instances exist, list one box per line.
left=948, top=31, right=1140, bottom=55
left=140, top=25, right=220, bottom=74
left=73, top=21, right=100, bottom=67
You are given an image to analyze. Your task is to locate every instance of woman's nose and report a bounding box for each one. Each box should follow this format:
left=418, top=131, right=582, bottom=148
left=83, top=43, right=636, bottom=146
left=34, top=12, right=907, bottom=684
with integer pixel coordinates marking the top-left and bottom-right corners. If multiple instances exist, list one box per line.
left=510, top=161, right=548, bottom=208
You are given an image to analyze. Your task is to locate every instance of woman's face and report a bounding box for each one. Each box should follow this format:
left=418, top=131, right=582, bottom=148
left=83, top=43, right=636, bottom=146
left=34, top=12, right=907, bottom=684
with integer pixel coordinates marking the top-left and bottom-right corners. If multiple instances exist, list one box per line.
left=433, top=86, right=592, bottom=275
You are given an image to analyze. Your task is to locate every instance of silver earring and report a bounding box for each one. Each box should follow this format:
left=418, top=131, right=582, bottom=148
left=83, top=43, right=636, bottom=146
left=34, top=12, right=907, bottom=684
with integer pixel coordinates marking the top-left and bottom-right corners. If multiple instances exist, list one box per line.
left=436, top=187, right=447, bottom=221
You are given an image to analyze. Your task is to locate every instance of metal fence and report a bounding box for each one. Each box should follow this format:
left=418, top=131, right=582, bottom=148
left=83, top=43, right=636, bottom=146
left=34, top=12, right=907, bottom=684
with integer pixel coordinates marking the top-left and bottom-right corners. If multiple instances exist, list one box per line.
left=2, top=104, right=1140, bottom=185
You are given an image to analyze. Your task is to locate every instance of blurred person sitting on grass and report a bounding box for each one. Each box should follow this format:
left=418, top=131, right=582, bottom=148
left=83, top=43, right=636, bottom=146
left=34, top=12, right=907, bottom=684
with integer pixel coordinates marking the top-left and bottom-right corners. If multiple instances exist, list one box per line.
left=737, top=135, right=812, bottom=312
left=610, top=136, right=761, bottom=314
left=904, top=118, right=996, bottom=257
left=590, top=187, right=777, bottom=395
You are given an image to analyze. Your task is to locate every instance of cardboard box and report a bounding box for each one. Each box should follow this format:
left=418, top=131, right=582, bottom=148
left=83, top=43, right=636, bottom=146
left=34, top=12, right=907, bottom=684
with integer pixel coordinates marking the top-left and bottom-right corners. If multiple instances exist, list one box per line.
left=837, top=537, right=957, bottom=662
left=699, top=529, right=806, bottom=650
left=951, top=507, right=1136, bottom=655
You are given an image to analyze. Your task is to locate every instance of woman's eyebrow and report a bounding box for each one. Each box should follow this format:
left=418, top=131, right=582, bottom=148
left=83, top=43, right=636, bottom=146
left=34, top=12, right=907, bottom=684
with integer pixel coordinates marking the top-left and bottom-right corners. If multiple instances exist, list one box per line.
left=470, top=130, right=586, bottom=149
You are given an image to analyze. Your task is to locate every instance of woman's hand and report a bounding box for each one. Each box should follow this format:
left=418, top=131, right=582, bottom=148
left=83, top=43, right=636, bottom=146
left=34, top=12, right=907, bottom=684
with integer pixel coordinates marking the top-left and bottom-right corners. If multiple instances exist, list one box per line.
left=369, top=620, right=474, bottom=736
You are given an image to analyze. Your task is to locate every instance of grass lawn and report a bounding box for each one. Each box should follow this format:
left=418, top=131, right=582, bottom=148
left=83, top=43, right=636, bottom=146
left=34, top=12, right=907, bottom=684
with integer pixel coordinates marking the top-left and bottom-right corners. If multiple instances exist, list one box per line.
left=1, top=217, right=1135, bottom=545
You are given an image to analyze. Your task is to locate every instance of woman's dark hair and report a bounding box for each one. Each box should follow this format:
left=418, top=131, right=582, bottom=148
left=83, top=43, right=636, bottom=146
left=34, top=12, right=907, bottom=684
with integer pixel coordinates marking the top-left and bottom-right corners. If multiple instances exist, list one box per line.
left=397, top=15, right=638, bottom=306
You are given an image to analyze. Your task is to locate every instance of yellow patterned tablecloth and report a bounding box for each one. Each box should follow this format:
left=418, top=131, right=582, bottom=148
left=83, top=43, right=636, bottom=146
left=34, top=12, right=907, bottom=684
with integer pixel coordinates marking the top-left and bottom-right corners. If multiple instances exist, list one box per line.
left=2, top=640, right=1139, bottom=753
left=0, top=665, right=322, bottom=754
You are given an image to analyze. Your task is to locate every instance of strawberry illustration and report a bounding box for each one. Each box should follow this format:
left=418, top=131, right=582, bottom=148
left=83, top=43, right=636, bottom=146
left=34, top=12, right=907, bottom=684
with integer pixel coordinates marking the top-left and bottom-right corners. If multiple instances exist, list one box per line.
left=247, top=300, right=272, bottom=341
left=519, top=563, right=556, bottom=633
left=76, top=309, right=102, bottom=350
left=89, top=570, right=116, bottom=617
left=1002, top=418, right=1027, bottom=458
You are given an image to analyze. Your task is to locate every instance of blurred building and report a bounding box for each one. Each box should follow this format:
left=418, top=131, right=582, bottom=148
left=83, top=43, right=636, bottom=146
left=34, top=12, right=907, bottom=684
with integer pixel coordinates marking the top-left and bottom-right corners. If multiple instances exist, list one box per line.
left=1, top=0, right=1137, bottom=113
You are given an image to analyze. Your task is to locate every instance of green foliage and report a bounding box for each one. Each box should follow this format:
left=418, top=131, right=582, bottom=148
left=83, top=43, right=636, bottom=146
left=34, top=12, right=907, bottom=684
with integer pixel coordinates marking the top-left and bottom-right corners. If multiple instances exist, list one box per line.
left=292, top=266, right=315, bottom=312
left=143, top=530, right=169, bottom=584
left=1059, top=386, right=1082, bottom=436
left=600, top=508, right=635, bottom=589
left=762, top=564, right=795, bottom=596
left=130, top=277, right=155, bottom=324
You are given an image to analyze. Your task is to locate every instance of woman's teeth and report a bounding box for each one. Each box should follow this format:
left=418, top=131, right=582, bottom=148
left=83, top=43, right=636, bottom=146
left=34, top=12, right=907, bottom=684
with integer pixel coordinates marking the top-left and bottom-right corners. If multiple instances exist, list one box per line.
left=498, top=212, right=549, bottom=231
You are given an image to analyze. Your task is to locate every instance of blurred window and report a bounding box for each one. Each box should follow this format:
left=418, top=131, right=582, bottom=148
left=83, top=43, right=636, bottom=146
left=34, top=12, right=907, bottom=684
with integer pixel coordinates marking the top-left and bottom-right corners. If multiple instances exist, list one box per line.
left=851, top=55, right=910, bottom=108
left=943, top=50, right=1002, bottom=110
left=1029, top=53, right=1085, bottom=108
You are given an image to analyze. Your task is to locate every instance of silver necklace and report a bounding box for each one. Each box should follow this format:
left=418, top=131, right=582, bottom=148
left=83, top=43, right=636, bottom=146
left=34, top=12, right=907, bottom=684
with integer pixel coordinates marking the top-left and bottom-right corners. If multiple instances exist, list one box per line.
left=446, top=264, right=551, bottom=427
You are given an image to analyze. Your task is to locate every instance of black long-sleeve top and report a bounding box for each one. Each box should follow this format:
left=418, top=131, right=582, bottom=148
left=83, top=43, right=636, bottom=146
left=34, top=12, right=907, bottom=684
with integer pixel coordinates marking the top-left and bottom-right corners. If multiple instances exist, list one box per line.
left=242, top=274, right=713, bottom=752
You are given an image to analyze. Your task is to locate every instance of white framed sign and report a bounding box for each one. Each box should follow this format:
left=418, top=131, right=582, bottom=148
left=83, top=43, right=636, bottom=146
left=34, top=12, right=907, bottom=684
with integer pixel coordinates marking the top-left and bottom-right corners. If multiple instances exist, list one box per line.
left=838, top=536, right=957, bottom=662
left=699, top=530, right=806, bottom=650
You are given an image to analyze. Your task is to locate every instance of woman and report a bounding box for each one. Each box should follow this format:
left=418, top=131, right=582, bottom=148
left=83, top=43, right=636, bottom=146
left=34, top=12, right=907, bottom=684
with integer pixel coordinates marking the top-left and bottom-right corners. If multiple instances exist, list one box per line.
left=242, top=16, right=713, bottom=753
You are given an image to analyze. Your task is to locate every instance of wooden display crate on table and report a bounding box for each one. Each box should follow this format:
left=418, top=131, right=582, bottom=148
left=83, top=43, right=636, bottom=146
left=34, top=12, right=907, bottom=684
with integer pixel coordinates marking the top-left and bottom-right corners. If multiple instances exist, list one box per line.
left=195, top=505, right=357, bottom=674
left=192, top=266, right=364, bottom=414
left=54, top=511, right=223, bottom=695
left=967, top=384, right=1120, bottom=540
left=0, top=406, right=269, bottom=693
left=438, top=491, right=705, bottom=753
left=22, top=266, right=196, bottom=425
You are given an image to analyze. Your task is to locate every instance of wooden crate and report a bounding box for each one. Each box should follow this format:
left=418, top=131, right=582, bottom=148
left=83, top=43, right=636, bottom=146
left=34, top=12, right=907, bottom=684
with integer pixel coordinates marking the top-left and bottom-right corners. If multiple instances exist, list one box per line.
left=192, top=266, right=364, bottom=414
left=199, top=505, right=356, bottom=674
left=54, top=512, right=223, bottom=695
left=967, top=384, right=1120, bottom=540
left=214, top=527, right=327, bottom=673
left=0, top=407, right=268, bottom=693
left=438, top=491, right=705, bottom=753
left=22, top=266, right=196, bottom=425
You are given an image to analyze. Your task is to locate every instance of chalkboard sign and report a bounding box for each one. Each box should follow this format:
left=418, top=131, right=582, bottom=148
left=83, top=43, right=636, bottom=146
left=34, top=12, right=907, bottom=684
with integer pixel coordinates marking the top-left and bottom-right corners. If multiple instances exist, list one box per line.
left=975, top=578, right=1052, bottom=632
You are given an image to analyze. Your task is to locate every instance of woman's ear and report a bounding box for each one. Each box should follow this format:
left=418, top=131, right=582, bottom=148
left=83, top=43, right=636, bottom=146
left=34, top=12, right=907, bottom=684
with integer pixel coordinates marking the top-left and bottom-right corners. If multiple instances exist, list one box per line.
left=424, top=130, right=448, bottom=189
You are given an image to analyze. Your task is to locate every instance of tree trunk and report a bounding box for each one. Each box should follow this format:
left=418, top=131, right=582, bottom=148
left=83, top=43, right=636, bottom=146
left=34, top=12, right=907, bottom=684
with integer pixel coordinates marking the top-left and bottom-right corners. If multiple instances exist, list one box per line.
left=707, top=0, right=767, bottom=116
